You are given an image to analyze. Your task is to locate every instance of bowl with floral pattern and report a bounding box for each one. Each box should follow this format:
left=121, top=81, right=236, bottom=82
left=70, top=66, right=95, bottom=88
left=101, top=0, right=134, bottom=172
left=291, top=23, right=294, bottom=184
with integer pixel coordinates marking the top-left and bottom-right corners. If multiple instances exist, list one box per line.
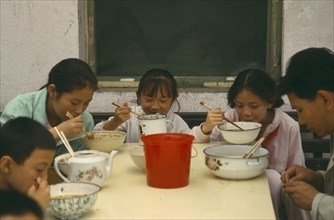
left=203, top=144, right=268, bottom=179
left=46, top=182, right=100, bottom=219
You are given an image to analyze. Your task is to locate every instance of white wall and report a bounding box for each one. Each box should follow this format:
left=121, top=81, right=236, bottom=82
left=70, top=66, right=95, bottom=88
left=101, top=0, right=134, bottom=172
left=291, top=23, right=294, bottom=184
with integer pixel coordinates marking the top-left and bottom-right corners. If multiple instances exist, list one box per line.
left=1, top=0, right=333, bottom=113
left=0, top=0, right=80, bottom=108
left=282, top=0, right=334, bottom=72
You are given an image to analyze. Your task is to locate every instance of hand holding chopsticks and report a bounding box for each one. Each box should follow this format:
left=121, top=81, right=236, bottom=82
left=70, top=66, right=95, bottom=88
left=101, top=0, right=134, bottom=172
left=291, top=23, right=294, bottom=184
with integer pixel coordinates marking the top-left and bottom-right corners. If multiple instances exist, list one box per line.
left=66, top=112, right=94, bottom=139
left=199, top=101, right=244, bottom=131
left=112, top=102, right=143, bottom=116
left=54, top=126, right=75, bottom=157
left=243, top=137, right=266, bottom=158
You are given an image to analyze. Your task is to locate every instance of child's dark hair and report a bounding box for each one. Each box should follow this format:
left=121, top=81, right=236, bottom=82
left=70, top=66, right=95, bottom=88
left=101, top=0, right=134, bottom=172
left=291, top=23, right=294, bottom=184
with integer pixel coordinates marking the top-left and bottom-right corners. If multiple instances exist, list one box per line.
left=40, top=58, right=98, bottom=95
left=136, top=68, right=180, bottom=111
left=228, top=69, right=284, bottom=109
left=279, top=47, right=334, bottom=100
left=0, top=117, right=56, bottom=165
left=0, top=189, right=43, bottom=220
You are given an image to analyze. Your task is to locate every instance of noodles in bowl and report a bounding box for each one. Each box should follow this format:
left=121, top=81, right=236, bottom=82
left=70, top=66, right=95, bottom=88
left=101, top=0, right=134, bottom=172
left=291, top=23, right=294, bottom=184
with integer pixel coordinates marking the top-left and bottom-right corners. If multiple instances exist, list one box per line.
left=83, top=130, right=126, bottom=152
left=46, top=182, right=100, bottom=219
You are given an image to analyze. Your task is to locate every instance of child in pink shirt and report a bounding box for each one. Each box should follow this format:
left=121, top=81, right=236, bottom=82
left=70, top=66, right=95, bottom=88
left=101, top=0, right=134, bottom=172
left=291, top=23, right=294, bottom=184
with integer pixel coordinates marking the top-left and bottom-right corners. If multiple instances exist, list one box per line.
left=192, top=69, right=308, bottom=219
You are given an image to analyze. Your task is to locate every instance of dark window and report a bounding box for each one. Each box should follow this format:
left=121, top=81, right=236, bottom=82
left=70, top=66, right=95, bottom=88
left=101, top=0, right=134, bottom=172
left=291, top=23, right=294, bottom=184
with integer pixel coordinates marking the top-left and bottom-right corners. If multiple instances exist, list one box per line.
left=86, top=0, right=282, bottom=87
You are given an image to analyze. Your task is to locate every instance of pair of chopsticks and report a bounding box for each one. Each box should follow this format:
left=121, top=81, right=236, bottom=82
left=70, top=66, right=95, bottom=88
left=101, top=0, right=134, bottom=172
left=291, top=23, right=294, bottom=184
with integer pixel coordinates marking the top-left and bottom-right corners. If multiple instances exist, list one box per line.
left=199, top=101, right=244, bottom=131
left=54, top=126, right=75, bottom=157
left=243, top=137, right=266, bottom=158
left=112, top=102, right=143, bottom=116
left=66, top=112, right=94, bottom=139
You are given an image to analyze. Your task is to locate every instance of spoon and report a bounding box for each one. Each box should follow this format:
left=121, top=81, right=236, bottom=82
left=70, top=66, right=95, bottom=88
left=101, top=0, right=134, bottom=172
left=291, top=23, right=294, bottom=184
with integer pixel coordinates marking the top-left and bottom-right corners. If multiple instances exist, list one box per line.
left=66, top=112, right=94, bottom=139
left=199, top=101, right=244, bottom=131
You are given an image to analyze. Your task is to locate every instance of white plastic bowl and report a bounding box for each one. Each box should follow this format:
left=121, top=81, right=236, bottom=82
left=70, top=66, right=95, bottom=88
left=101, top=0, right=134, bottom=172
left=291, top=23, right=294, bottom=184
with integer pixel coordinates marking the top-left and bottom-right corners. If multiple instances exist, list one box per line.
left=128, top=146, right=146, bottom=171
left=218, top=121, right=262, bottom=144
left=83, top=130, right=126, bottom=153
left=46, top=182, right=100, bottom=219
left=203, top=144, right=268, bottom=179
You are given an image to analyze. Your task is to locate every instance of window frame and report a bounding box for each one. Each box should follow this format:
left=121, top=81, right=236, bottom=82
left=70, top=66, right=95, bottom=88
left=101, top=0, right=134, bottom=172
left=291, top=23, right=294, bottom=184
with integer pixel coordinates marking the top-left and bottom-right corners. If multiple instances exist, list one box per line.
left=81, top=0, right=282, bottom=87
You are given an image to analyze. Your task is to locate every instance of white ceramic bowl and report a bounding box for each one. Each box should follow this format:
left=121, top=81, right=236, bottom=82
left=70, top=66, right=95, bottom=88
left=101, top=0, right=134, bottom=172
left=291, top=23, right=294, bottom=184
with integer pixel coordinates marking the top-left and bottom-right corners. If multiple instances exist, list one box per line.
left=46, top=182, right=100, bottom=219
left=128, top=146, right=146, bottom=171
left=83, top=130, right=126, bottom=153
left=218, top=122, right=262, bottom=144
left=203, top=144, right=268, bottom=179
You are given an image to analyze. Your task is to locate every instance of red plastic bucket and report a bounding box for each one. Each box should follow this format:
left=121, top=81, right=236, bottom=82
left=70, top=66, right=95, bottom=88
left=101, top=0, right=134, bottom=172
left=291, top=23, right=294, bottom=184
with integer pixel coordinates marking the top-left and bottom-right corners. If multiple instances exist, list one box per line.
left=141, top=133, right=195, bottom=188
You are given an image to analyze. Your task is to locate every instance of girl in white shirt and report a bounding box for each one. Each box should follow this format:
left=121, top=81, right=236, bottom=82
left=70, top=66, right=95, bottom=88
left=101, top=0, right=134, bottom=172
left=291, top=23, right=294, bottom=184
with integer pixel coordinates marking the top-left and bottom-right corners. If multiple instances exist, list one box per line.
left=191, top=68, right=308, bottom=219
left=94, top=69, right=190, bottom=142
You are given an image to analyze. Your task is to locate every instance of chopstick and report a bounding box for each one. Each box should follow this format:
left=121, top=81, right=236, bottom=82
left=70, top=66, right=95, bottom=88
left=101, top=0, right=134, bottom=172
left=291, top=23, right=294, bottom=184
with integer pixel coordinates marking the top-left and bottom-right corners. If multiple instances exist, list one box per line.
left=66, top=112, right=94, bottom=139
left=199, top=101, right=244, bottom=131
left=54, top=126, right=75, bottom=157
left=243, top=137, right=266, bottom=158
left=112, top=102, right=143, bottom=116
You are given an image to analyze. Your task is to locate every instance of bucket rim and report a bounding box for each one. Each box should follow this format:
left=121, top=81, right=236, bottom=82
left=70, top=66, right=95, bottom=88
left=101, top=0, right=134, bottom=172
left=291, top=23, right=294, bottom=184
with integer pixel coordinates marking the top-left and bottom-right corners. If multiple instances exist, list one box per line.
left=141, top=133, right=194, bottom=142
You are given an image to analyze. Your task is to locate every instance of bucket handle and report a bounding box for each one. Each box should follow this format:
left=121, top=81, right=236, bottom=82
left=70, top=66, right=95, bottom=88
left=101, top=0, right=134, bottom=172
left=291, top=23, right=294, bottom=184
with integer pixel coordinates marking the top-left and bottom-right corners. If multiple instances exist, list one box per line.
left=191, top=145, right=198, bottom=158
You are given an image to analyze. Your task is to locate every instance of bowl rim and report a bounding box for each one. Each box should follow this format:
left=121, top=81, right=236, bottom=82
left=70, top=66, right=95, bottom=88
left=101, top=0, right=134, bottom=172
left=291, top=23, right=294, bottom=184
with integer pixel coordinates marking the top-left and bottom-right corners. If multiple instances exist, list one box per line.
left=49, top=182, right=101, bottom=200
left=218, top=122, right=262, bottom=132
left=137, top=114, right=167, bottom=120
left=203, top=144, right=268, bottom=159
left=128, top=146, right=145, bottom=156
left=81, top=130, right=126, bottom=140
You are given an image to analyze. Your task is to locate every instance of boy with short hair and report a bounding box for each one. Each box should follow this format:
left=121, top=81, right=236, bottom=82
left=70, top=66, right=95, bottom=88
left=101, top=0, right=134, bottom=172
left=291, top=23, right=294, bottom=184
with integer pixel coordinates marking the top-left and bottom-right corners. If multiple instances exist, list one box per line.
left=0, top=189, right=43, bottom=220
left=0, top=117, right=56, bottom=209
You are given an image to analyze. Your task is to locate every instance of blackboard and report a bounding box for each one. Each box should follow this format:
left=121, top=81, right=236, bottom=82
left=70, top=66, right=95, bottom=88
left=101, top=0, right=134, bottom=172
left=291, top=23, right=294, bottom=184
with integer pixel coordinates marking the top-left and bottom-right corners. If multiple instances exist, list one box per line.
left=92, top=0, right=271, bottom=85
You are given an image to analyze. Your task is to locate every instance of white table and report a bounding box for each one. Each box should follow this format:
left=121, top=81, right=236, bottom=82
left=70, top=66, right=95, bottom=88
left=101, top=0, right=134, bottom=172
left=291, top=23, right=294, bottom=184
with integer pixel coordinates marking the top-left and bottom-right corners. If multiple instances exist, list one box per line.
left=83, top=143, right=276, bottom=219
